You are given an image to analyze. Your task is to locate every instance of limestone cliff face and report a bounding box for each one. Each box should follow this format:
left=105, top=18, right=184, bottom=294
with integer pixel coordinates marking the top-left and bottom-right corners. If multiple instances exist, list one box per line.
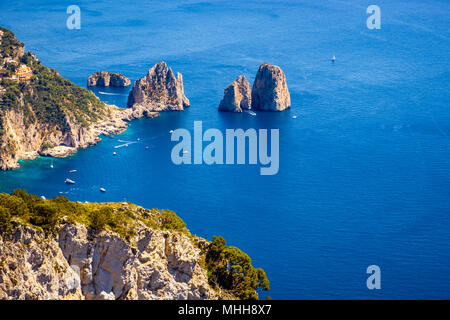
left=127, top=62, right=190, bottom=111
left=87, top=71, right=131, bottom=87
left=0, top=222, right=220, bottom=300
left=218, top=75, right=251, bottom=113
left=251, top=63, right=291, bottom=111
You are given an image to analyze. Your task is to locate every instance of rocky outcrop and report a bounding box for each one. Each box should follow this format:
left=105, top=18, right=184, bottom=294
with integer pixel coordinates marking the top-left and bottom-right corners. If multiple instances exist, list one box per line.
left=218, top=75, right=251, bottom=112
left=251, top=63, right=291, bottom=111
left=127, top=62, right=190, bottom=111
left=87, top=71, right=131, bottom=87
left=0, top=225, right=84, bottom=299
left=0, top=222, right=219, bottom=300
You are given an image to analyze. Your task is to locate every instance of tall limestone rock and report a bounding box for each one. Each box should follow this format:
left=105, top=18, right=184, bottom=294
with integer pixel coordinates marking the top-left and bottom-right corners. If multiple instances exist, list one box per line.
left=127, top=62, right=190, bottom=111
left=251, top=63, right=291, bottom=111
left=218, top=75, right=251, bottom=112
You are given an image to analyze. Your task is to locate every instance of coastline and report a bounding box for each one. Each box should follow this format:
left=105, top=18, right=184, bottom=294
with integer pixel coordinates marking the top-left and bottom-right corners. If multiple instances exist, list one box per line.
left=1, top=103, right=159, bottom=170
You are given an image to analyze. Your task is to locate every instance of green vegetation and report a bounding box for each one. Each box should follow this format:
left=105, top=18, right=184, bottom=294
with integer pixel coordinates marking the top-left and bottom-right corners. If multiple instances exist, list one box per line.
left=0, top=206, right=12, bottom=233
left=0, top=26, right=23, bottom=59
left=0, top=189, right=188, bottom=239
left=204, top=236, right=270, bottom=300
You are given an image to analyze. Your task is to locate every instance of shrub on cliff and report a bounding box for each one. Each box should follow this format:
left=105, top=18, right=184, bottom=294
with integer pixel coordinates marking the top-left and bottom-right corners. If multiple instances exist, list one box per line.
left=0, top=26, right=23, bottom=58
left=0, top=206, right=12, bottom=232
left=205, top=236, right=270, bottom=300
left=90, top=207, right=113, bottom=230
left=29, top=203, right=60, bottom=234
left=158, top=209, right=186, bottom=231
left=0, top=193, right=30, bottom=218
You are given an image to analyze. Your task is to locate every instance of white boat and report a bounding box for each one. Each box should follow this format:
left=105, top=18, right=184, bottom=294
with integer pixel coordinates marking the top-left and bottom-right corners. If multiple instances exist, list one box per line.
left=100, top=188, right=106, bottom=192
left=331, top=55, right=336, bottom=62
left=145, top=146, right=149, bottom=150
left=169, top=130, right=174, bottom=134
left=245, top=110, right=256, bottom=116
left=50, top=161, right=54, bottom=168
left=292, top=115, right=297, bottom=119
left=41, top=196, right=46, bottom=200
left=113, top=152, right=117, bottom=155
left=69, top=169, right=77, bottom=173
left=65, top=178, right=75, bottom=184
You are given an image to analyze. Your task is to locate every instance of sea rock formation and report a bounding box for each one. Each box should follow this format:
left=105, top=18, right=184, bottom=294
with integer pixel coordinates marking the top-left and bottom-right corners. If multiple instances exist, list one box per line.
left=0, top=222, right=218, bottom=300
left=218, top=75, right=251, bottom=112
left=127, top=62, right=190, bottom=111
left=251, top=63, right=291, bottom=111
left=87, top=71, right=131, bottom=87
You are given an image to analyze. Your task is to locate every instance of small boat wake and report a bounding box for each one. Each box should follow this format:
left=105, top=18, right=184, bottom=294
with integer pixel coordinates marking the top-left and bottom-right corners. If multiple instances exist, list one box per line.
left=244, top=110, right=257, bottom=116
left=98, top=91, right=128, bottom=96
left=114, top=140, right=138, bottom=148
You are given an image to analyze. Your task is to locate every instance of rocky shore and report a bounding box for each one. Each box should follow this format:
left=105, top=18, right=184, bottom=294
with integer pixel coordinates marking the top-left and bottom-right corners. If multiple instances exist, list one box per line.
left=0, top=102, right=159, bottom=169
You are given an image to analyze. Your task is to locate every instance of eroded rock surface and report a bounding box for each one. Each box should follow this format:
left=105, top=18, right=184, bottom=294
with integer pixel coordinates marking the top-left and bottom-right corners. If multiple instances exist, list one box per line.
left=127, top=62, right=190, bottom=111
left=251, top=63, right=291, bottom=111
left=0, top=223, right=218, bottom=300
left=218, top=75, right=251, bottom=112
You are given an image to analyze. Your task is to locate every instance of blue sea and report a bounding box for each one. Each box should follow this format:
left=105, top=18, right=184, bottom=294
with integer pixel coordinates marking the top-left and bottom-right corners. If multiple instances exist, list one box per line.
left=1, top=0, right=450, bottom=299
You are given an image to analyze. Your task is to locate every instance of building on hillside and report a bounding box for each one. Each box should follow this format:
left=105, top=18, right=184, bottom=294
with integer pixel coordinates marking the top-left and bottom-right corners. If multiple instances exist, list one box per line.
left=15, top=64, right=33, bottom=82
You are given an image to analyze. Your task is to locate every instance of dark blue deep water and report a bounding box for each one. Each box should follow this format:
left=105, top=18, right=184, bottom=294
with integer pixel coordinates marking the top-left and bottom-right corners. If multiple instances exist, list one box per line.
left=1, top=0, right=450, bottom=299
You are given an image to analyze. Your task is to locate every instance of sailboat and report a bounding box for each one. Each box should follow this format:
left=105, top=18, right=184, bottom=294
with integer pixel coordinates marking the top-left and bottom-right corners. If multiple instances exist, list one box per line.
left=50, top=160, right=54, bottom=169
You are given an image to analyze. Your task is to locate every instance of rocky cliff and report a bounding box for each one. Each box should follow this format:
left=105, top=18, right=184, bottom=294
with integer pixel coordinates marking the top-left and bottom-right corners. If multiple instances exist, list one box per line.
left=251, top=63, right=290, bottom=111
left=218, top=75, right=251, bottom=112
left=0, top=27, right=158, bottom=170
left=87, top=71, right=131, bottom=87
left=0, top=190, right=269, bottom=300
left=0, top=223, right=216, bottom=300
left=127, top=62, right=190, bottom=111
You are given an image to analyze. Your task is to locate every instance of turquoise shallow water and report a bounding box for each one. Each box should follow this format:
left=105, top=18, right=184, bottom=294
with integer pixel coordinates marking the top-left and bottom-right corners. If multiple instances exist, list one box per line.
left=1, top=0, right=450, bottom=299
